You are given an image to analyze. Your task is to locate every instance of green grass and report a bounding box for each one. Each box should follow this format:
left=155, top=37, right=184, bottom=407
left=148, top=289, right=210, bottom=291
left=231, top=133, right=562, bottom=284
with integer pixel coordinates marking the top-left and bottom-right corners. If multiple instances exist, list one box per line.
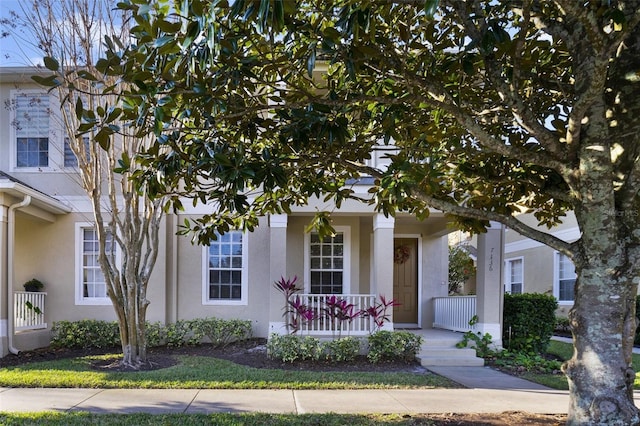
left=0, top=413, right=442, bottom=425
left=519, top=341, right=640, bottom=390
left=0, top=354, right=454, bottom=389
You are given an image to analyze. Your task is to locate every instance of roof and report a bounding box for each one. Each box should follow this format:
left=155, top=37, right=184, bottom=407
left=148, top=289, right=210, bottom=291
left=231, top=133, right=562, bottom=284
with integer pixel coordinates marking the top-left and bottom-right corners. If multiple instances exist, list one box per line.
left=0, top=171, right=71, bottom=215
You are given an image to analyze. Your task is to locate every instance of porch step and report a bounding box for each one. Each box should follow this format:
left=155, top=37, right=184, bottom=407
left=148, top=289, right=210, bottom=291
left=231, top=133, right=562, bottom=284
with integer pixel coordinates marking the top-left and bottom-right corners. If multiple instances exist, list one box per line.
left=414, top=332, right=484, bottom=367
left=417, top=349, right=485, bottom=367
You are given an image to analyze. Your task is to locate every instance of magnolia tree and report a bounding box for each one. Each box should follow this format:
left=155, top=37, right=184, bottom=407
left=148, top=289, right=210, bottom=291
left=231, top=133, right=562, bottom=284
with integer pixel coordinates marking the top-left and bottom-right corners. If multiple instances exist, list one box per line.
left=53, top=0, right=640, bottom=423
left=1, top=0, right=166, bottom=369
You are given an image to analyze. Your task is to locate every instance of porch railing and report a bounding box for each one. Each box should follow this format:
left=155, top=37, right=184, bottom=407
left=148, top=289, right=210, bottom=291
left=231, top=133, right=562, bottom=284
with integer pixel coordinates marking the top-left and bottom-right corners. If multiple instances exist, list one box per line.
left=291, top=294, right=376, bottom=336
left=14, top=291, right=47, bottom=331
left=433, top=295, right=477, bottom=332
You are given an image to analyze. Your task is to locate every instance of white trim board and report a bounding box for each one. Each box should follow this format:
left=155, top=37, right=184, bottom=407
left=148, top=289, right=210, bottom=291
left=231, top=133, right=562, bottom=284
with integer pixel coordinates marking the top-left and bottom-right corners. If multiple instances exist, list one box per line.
left=504, top=227, right=580, bottom=254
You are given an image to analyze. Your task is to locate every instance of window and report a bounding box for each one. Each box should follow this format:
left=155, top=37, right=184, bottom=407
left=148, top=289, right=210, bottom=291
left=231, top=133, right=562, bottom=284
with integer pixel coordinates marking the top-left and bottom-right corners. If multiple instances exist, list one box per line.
left=505, top=258, right=523, bottom=294
left=75, top=223, right=113, bottom=305
left=64, top=137, right=90, bottom=168
left=203, top=231, right=247, bottom=305
left=556, top=253, right=576, bottom=303
left=306, top=228, right=350, bottom=294
left=14, top=93, right=50, bottom=168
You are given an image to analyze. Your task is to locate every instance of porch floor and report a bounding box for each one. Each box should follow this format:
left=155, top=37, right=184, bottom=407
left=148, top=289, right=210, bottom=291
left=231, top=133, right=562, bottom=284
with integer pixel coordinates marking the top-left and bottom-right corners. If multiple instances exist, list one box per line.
left=401, top=328, right=485, bottom=367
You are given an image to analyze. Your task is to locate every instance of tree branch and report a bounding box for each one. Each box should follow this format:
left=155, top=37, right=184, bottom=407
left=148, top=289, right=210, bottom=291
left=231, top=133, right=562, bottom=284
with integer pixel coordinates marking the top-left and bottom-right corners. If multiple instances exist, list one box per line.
left=414, top=192, right=576, bottom=256
left=450, top=1, right=564, bottom=159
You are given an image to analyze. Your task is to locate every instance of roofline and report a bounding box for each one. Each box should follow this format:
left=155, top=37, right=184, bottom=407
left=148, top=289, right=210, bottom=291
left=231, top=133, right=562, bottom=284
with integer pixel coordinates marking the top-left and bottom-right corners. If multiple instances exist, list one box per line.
left=0, top=181, right=72, bottom=215
left=0, top=66, right=51, bottom=84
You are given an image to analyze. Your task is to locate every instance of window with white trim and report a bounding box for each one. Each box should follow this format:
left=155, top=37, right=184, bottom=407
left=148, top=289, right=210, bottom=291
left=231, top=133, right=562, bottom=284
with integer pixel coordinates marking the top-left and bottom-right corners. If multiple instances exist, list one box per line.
left=306, top=228, right=350, bottom=294
left=505, top=258, right=523, bottom=294
left=203, top=231, right=247, bottom=304
left=14, top=93, right=50, bottom=168
left=555, top=252, right=576, bottom=303
left=75, top=223, right=113, bottom=305
left=64, top=137, right=90, bottom=168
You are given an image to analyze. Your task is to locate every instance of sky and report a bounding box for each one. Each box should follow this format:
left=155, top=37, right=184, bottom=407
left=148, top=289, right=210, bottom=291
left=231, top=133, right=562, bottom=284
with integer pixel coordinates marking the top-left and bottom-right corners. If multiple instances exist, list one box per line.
left=0, top=0, right=47, bottom=66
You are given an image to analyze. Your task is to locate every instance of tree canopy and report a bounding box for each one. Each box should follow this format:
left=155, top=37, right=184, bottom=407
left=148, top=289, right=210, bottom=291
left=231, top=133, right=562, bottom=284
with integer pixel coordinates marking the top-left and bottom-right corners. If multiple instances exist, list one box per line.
left=38, top=0, right=640, bottom=423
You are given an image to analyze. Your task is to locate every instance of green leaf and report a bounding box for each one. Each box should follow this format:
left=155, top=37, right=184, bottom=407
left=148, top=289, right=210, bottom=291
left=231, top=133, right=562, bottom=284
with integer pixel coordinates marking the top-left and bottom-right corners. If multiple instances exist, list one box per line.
left=157, top=19, right=181, bottom=33
left=94, top=127, right=113, bottom=151
left=31, top=75, right=59, bottom=87
left=153, top=35, right=175, bottom=48
left=462, top=57, right=475, bottom=75
left=77, top=70, right=98, bottom=81
left=75, top=97, right=83, bottom=120
left=423, top=0, right=439, bottom=18
left=307, top=48, right=316, bottom=77
left=43, top=56, right=59, bottom=71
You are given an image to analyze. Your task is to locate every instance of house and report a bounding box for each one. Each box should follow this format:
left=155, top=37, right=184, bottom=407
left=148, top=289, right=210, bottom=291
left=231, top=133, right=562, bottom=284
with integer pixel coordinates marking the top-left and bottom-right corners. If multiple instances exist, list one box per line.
left=0, top=66, right=506, bottom=358
left=449, top=212, right=580, bottom=319
left=503, top=212, right=579, bottom=317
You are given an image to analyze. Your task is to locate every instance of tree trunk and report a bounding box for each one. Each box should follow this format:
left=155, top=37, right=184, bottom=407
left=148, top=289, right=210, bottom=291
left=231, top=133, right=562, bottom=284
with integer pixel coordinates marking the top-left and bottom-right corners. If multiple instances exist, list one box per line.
left=565, top=220, right=640, bottom=424
left=114, top=276, right=150, bottom=369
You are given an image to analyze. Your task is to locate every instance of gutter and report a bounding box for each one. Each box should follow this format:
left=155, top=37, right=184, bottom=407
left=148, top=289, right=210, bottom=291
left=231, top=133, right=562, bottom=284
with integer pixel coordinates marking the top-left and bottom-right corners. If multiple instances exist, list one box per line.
left=7, top=195, right=31, bottom=354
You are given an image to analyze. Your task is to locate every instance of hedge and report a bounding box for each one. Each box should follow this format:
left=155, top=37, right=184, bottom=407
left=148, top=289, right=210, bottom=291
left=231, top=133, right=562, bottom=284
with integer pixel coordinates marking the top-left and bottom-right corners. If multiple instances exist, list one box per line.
left=503, top=293, right=557, bottom=353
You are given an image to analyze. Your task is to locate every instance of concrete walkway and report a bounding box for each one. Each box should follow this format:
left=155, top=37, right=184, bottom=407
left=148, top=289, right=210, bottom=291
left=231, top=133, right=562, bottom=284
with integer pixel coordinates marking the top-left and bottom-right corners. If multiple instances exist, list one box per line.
left=0, top=386, right=573, bottom=414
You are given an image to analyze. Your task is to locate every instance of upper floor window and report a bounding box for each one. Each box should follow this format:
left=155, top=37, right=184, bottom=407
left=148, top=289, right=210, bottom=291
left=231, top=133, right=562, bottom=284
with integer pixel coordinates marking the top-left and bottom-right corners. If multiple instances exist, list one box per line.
left=64, top=137, right=90, bottom=168
left=203, top=231, right=248, bottom=305
left=505, top=257, right=523, bottom=294
left=305, top=227, right=351, bottom=294
left=555, top=252, right=576, bottom=303
left=14, top=93, right=50, bottom=168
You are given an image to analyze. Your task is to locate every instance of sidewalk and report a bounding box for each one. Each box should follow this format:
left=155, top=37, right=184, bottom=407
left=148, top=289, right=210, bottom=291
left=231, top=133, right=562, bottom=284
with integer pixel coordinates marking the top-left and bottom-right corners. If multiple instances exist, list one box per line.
left=0, top=386, right=571, bottom=414
left=1, top=366, right=638, bottom=415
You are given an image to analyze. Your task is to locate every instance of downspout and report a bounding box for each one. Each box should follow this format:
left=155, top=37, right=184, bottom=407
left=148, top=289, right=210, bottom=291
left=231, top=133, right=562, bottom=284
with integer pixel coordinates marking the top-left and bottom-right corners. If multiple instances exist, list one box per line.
left=7, top=195, right=31, bottom=354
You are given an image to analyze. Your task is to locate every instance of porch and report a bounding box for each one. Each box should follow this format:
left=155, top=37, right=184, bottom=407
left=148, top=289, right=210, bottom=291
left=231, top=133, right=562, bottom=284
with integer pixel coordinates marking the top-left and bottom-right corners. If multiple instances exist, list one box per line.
left=284, top=293, right=484, bottom=366
left=13, top=291, right=47, bottom=332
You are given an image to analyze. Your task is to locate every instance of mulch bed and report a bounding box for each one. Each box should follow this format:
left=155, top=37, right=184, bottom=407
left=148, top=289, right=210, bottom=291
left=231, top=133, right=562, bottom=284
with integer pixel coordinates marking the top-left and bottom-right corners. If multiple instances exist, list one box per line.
left=0, top=338, right=425, bottom=373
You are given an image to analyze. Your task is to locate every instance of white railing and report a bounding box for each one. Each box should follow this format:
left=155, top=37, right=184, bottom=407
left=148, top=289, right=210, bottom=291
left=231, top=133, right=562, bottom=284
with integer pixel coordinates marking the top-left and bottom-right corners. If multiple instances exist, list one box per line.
left=14, top=291, right=47, bottom=331
left=289, top=294, right=376, bottom=336
left=433, top=295, right=477, bottom=332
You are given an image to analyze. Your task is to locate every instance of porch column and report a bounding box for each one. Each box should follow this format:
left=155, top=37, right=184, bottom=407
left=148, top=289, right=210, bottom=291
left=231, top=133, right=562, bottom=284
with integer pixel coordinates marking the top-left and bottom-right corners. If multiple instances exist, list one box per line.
left=476, top=221, right=505, bottom=348
left=0, top=205, right=7, bottom=357
left=268, top=214, right=288, bottom=335
left=372, top=214, right=394, bottom=330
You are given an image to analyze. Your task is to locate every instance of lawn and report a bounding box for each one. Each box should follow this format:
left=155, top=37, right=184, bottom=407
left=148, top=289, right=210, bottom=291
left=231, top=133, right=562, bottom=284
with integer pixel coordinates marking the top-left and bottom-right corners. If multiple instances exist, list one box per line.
left=0, top=413, right=439, bottom=426
left=0, top=354, right=454, bottom=389
left=518, top=340, right=640, bottom=390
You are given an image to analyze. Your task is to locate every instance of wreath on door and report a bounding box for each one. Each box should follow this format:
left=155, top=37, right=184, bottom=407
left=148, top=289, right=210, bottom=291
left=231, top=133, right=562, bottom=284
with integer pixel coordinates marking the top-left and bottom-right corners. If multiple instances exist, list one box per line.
left=394, top=245, right=411, bottom=264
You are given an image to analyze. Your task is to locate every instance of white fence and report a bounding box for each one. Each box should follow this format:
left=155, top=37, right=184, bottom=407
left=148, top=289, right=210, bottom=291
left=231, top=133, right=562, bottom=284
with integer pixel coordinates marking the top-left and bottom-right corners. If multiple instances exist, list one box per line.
left=433, top=295, right=477, bottom=332
left=289, top=294, right=376, bottom=336
left=14, top=291, right=47, bottom=331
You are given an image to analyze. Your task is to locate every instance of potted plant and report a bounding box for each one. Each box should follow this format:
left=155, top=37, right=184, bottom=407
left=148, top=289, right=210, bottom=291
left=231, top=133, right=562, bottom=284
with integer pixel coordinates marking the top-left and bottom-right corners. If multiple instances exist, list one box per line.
left=23, top=278, right=44, bottom=292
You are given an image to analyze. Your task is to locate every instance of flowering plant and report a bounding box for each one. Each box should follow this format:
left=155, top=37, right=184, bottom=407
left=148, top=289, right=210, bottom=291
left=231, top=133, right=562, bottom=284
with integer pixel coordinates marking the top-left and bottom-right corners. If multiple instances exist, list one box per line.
left=363, top=295, right=400, bottom=332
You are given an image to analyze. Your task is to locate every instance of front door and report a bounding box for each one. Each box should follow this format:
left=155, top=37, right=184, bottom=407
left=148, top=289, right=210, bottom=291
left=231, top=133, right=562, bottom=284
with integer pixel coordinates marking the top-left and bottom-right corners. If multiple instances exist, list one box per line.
left=393, top=238, right=418, bottom=324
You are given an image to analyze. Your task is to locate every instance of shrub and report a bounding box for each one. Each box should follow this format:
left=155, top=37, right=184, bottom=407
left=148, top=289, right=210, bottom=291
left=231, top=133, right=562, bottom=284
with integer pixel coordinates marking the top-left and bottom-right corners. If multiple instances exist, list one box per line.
left=323, top=337, right=361, bottom=363
left=51, top=317, right=253, bottom=349
left=163, top=320, right=199, bottom=347
left=51, top=320, right=120, bottom=349
left=266, top=334, right=322, bottom=363
left=145, top=322, right=166, bottom=348
left=494, top=350, right=563, bottom=373
left=191, top=318, right=252, bottom=348
left=367, top=331, right=422, bottom=363
left=456, top=315, right=494, bottom=358
left=503, top=293, right=557, bottom=353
